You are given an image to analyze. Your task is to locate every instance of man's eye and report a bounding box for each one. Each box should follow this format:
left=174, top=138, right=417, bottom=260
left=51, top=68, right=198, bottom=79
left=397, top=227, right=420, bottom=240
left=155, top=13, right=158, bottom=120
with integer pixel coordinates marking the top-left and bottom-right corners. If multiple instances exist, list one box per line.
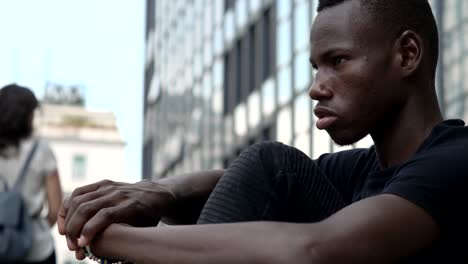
left=333, top=57, right=347, bottom=66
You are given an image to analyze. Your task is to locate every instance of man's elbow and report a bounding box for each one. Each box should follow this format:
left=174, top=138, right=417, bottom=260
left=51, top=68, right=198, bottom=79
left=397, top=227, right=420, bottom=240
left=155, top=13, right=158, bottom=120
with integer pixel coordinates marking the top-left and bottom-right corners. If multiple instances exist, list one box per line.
left=271, top=235, right=332, bottom=264
left=278, top=231, right=368, bottom=264
left=285, top=243, right=349, bottom=264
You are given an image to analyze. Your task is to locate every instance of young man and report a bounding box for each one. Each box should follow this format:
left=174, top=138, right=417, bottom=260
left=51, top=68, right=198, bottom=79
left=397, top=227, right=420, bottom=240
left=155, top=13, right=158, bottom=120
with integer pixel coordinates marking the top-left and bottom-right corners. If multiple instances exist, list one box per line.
left=58, top=0, right=468, bottom=263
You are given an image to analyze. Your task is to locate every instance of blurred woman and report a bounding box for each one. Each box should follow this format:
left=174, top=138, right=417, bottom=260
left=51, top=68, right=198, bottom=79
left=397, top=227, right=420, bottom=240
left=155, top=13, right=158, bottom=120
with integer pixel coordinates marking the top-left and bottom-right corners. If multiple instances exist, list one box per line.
left=0, top=84, right=62, bottom=264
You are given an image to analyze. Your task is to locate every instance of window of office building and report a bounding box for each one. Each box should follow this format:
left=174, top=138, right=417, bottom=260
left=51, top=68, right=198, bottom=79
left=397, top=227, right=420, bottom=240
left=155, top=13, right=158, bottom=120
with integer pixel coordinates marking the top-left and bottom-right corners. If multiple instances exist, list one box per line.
left=277, top=106, right=293, bottom=144
left=193, top=80, right=202, bottom=99
left=213, top=88, right=223, bottom=115
left=214, top=0, right=224, bottom=26
left=192, top=148, right=202, bottom=171
left=225, top=0, right=236, bottom=12
left=294, top=92, right=312, bottom=157
left=277, top=0, right=292, bottom=21
left=248, top=90, right=261, bottom=129
left=312, top=125, right=331, bottom=158
left=235, top=103, right=248, bottom=137
left=294, top=132, right=311, bottom=157
left=262, top=8, right=274, bottom=81
left=204, top=1, right=213, bottom=38
left=311, top=101, right=331, bottom=158
left=294, top=51, right=311, bottom=92
left=236, top=40, right=243, bottom=104
left=204, top=37, right=213, bottom=68
left=224, top=10, right=235, bottom=44
left=203, top=71, right=212, bottom=100
left=278, top=65, right=292, bottom=106
left=223, top=9, right=275, bottom=116
left=262, top=78, right=276, bottom=116
left=277, top=19, right=292, bottom=67
left=249, top=0, right=262, bottom=16
left=72, top=154, right=87, bottom=181
left=223, top=52, right=234, bottom=115
left=236, top=0, right=247, bottom=29
left=248, top=25, right=257, bottom=93
left=194, top=11, right=203, bottom=50
left=194, top=50, right=203, bottom=79
left=239, top=37, right=251, bottom=103
left=213, top=59, right=223, bottom=88
left=224, top=114, right=235, bottom=152
left=442, top=0, right=467, bottom=120
left=214, top=26, right=223, bottom=56
left=294, top=92, right=311, bottom=135
left=294, top=1, right=310, bottom=52
left=464, top=25, right=468, bottom=48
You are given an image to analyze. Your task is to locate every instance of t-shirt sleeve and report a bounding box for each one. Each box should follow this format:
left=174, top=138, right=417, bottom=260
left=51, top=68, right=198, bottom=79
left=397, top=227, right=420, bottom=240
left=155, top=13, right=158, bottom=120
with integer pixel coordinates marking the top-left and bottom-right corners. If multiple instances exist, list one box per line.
left=38, top=140, right=58, bottom=177
left=382, top=145, right=468, bottom=234
left=316, top=148, right=374, bottom=203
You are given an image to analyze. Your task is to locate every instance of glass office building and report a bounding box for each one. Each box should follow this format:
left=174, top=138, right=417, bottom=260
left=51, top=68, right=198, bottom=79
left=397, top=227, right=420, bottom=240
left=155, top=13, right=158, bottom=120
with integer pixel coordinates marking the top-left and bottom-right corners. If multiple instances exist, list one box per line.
left=436, top=0, right=468, bottom=119
left=143, top=0, right=468, bottom=180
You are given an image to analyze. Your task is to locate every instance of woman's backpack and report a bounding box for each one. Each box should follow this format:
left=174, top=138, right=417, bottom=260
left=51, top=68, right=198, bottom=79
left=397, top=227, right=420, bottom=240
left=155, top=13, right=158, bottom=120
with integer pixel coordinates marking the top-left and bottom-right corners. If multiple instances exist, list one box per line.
left=0, top=141, right=39, bottom=263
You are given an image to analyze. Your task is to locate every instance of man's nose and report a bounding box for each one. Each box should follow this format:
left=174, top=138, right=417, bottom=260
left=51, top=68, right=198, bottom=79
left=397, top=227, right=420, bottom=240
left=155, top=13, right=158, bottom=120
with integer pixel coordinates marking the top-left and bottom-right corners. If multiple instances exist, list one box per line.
left=308, top=73, right=332, bottom=101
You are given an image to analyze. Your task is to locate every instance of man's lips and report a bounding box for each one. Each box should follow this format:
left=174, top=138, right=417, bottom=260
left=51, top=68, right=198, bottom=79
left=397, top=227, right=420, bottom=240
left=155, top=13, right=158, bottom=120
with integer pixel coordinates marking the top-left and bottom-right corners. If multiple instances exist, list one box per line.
left=314, top=106, right=338, bottom=130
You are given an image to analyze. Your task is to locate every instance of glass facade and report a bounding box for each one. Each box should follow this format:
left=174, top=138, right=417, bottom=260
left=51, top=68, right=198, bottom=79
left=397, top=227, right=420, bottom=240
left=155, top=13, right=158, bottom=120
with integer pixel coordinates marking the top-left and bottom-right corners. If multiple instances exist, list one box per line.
left=439, top=0, right=468, bottom=119
left=143, top=0, right=468, bottom=180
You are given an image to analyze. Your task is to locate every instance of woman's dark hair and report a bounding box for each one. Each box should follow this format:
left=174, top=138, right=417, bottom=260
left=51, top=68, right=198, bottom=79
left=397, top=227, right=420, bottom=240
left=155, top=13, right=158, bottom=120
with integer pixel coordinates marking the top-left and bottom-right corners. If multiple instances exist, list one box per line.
left=0, top=84, right=39, bottom=151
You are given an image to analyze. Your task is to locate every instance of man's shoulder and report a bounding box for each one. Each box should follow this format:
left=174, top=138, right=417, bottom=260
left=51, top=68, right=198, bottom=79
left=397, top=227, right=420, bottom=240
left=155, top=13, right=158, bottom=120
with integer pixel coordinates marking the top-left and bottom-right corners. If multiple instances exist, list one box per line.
left=316, top=147, right=376, bottom=172
left=320, top=147, right=374, bottom=161
left=398, top=119, right=468, bottom=176
left=417, top=119, right=468, bottom=157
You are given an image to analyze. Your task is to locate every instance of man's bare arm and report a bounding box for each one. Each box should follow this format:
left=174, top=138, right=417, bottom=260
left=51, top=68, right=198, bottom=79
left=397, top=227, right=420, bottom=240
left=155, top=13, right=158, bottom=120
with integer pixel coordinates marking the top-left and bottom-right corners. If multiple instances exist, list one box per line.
left=89, top=194, right=439, bottom=264
left=159, top=169, right=224, bottom=224
left=312, top=194, right=438, bottom=263
left=58, top=169, right=224, bottom=252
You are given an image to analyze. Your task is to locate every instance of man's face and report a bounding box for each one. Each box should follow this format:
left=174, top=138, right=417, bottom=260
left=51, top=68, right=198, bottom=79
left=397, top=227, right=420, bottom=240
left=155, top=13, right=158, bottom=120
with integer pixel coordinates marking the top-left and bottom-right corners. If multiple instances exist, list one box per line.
left=309, top=0, right=404, bottom=146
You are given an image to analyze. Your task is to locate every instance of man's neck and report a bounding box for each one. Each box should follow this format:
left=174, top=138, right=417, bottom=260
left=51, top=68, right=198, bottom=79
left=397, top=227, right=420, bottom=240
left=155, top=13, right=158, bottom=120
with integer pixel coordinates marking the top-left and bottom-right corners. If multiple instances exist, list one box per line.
left=370, top=89, right=443, bottom=169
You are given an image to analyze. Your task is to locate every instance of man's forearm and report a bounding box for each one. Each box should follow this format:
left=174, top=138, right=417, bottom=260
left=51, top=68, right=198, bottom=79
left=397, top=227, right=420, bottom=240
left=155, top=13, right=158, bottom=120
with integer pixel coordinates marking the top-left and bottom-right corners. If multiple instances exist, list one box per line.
left=92, top=222, right=321, bottom=264
left=159, top=169, right=224, bottom=224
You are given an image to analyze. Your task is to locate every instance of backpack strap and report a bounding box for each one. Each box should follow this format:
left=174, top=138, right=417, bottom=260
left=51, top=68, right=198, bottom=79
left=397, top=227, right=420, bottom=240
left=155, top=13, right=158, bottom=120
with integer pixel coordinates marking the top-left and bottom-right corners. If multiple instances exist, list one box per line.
left=12, top=140, right=39, bottom=191
left=0, top=175, right=7, bottom=191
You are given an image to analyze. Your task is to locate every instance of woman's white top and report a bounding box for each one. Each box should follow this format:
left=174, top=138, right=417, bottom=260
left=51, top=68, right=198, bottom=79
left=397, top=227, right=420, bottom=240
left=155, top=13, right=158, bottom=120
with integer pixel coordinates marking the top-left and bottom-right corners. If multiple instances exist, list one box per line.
left=0, top=138, right=58, bottom=262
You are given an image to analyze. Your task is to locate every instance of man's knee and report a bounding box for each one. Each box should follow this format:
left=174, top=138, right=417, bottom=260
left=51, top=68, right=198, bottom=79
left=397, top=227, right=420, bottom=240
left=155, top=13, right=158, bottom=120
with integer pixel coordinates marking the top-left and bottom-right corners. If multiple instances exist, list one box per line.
left=244, top=141, right=286, bottom=158
left=234, top=141, right=289, bottom=173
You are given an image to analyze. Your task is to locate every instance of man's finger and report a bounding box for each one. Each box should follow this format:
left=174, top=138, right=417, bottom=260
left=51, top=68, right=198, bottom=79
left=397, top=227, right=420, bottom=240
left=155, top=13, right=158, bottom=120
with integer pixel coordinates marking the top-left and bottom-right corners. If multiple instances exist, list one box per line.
left=65, top=194, right=118, bottom=241
left=75, top=248, right=86, bottom=261
left=59, top=181, right=108, bottom=234
left=66, top=236, right=78, bottom=251
left=57, top=214, right=66, bottom=235
left=79, top=202, right=130, bottom=246
left=57, top=196, right=71, bottom=235
left=64, top=190, right=106, bottom=234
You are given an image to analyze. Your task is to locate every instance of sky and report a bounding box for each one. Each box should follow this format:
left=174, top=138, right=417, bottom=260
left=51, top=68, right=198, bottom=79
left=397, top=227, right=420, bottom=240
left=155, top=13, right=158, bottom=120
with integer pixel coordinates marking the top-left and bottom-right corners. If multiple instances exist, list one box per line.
left=0, top=0, right=145, bottom=182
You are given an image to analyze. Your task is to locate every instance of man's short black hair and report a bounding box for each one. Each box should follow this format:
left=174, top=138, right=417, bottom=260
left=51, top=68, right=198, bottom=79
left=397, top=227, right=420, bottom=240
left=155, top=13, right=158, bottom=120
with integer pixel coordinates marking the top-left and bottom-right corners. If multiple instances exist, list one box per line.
left=317, top=0, right=439, bottom=77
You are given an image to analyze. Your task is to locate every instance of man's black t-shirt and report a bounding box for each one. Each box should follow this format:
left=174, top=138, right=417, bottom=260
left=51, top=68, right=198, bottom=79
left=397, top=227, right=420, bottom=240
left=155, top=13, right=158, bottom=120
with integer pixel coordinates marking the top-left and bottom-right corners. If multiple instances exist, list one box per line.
left=316, top=119, right=468, bottom=262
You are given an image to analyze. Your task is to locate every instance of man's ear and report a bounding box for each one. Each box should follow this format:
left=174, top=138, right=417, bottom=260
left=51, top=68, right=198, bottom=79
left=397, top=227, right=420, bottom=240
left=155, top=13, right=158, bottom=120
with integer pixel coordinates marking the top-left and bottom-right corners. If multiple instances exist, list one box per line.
left=394, top=30, right=424, bottom=77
